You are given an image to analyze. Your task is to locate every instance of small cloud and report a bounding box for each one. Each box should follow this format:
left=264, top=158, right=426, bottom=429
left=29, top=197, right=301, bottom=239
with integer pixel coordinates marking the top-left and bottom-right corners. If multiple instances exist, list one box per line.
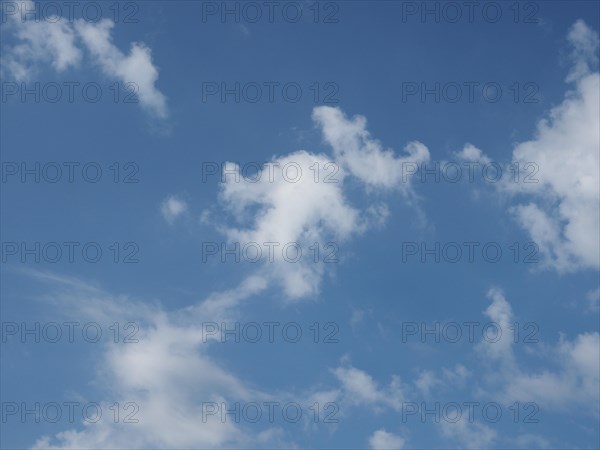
left=414, top=370, right=440, bottom=397
left=350, top=307, right=365, bottom=330
left=455, top=143, right=491, bottom=164
left=161, top=195, right=188, bottom=224
left=586, top=287, right=600, bottom=313
left=239, top=24, right=251, bottom=37
left=368, top=429, right=405, bottom=450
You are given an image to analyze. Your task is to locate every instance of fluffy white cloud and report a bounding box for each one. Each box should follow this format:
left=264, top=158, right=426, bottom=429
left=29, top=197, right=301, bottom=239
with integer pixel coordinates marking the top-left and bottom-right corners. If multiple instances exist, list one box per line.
left=458, top=21, right=599, bottom=272
left=368, top=429, right=405, bottom=450
left=455, top=143, right=491, bottom=165
left=160, top=195, right=188, bottom=224
left=1, top=1, right=168, bottom=117
left=215, top=107, right=430, bottom=300
left=1, top=1, right=81, bottom=79
left=219, top=150, right=362, bottom=299
left=31, top=104, right=433, bottom=444
left=74, top=19, right=168, bottom=118
left=454, top=21, right=599, bottom=272
left=312, top=106, right=430, bottom=191
left=566, top=19, right=600, bottom=83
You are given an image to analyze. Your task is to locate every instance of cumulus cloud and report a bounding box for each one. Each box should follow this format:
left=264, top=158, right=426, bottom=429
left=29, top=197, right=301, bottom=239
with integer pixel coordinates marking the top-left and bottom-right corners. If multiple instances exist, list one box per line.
left=312, top=106, right=430, bottom=191
left=74, top=19, right=168, bottom=118
left=161, top=195, right=188, bottom=224
left=219, top=150, right=362, bottom=299
left=508, top=46, right=599, bottom=271
left=0, top=1, right=82, bottom=79
left=1, top=0, right=167, bottom=117
left=455, top=143, right=491, bottom=165
left=566, top=19, right=600, bottom=82
left=457, top=20, right=599, bottom=272
left=368, top=429, right=406, bottom=450
left=29, top=104, right=433, bottom=444
left=215, top=107, right=430, bottom=300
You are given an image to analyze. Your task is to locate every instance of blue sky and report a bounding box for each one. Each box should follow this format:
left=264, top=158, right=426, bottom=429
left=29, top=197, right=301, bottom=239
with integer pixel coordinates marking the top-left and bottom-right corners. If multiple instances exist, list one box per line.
left=1, top=1, right=599, bottom=448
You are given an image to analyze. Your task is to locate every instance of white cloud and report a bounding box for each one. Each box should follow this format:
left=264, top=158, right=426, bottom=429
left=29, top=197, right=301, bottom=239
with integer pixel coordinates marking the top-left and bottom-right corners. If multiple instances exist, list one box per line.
left=455, top=143, right=491, bottom=165
left=566, top=19, right=600, bottom=82
left=459, top=21, right=600, bottom=272
left=512, top=434, right=552, bottom=449
left=502, top=332, right=600, bottom=415
left=438, top=417, right=497, bottom=449
left=414, top=370, right=440, bottom=397
left=215, top=107, right=431, bottom=300
left=586, top=287, right=600, bottom=313
left=219, top=150, right=363, bottom=299
left=161, top=195, right=188, bottom=224
left=476, top=288, right=516, bottom=366
left=28, top=104, right=434, bottom=445
left=1, top=1, right=81, bottom=79
left=412, top=364, right=471, bottom=396
left=74, top=19, right=168, bottom=118
left=26, top=272, right=291, bottom=449
left=331, top=365, right=405, bottom=412
left=350, top=308, right=366, bottom=329
left=473, top=288, right=600, bottom=417
left=312, top=106, right=430, bottom=191
left=187, top=274, right=268, bottom=321
left=441, top=364, right=471, bottom=389
left=1, top=1, right=168, bottom=118
left=454, top=21, right=599, bottom=273
left=368, top=429, right=405, bottom=450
